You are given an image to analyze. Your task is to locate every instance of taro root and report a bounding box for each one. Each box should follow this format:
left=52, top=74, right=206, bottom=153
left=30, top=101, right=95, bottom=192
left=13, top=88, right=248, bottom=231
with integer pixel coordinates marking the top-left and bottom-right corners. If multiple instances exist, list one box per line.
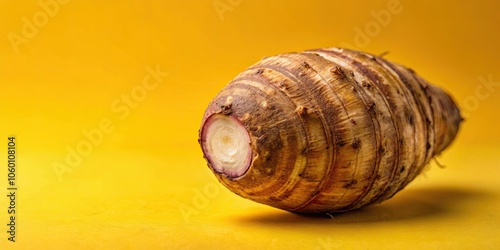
left=199, top=47, right=461, bottom=213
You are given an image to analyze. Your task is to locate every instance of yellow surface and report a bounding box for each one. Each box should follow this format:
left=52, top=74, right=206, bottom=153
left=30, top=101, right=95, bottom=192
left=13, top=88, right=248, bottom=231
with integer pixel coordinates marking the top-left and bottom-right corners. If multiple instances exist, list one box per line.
left=1, top=0, right=499, bottom=249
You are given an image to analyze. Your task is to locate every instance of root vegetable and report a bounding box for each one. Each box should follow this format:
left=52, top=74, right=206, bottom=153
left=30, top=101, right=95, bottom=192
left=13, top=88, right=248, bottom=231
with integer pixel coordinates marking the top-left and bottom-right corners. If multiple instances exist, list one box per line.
left=198, top=47, right=462, bottom=213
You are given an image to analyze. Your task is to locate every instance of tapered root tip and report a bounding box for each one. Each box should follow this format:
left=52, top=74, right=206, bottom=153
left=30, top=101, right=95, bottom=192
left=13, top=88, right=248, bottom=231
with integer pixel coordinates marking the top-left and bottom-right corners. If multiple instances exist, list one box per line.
left=200, top=114, right=252, bottom=178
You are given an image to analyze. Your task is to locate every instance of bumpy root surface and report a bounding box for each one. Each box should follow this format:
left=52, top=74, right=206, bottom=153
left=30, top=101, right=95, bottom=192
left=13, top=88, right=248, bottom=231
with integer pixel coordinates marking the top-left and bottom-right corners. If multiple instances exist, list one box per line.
left=199, top=48, right=461, bottom=213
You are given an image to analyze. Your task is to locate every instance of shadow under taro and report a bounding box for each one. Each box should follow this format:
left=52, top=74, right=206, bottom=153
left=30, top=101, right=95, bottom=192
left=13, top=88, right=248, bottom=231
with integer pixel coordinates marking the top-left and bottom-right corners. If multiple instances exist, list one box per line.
left=234, top=186, right=492, bottom=225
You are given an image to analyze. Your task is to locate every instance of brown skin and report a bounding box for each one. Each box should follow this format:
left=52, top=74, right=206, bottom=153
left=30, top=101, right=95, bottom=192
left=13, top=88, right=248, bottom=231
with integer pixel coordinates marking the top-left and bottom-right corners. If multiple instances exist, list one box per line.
left=199, top=47, right=462, bottom=213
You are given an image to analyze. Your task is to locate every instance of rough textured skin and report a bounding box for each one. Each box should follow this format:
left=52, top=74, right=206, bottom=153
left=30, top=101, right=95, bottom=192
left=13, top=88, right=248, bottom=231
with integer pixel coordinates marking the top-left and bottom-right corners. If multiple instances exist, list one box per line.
left=199, top=47, right=462, bottom=213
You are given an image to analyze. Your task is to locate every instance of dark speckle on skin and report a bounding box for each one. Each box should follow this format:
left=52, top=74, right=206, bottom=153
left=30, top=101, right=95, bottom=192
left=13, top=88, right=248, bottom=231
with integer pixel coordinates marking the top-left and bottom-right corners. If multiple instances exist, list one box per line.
left=269, top=196, right=280, bottom=202
left=221, top=103, right=232, bottom=115
left=330, top=66, right=347, bottom=79
left=408, top=114, right=414, bottom=125
left=343, top=180, right=357, bottom=189
left=352, top=138, right=361, bottom=150
left=367, top=102, right=376, bottom=113
left=379, top=147, right=385, bottom=154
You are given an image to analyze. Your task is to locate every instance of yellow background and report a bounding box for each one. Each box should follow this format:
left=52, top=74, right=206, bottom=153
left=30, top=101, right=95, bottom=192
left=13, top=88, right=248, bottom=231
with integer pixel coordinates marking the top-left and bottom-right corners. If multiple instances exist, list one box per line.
left=0, top=0, right=499, bottom=249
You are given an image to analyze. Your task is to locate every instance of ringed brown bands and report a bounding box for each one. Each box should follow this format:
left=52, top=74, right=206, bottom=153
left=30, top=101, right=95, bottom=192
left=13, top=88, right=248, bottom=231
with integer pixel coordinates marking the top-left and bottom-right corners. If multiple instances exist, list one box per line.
left=198, top=47, right=462, bottom=213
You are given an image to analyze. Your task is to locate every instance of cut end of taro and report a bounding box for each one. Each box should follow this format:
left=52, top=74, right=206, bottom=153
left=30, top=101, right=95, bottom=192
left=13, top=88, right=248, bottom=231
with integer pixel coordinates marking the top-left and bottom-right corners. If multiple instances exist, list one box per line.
left=200, top=114, right=252, bottom=178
